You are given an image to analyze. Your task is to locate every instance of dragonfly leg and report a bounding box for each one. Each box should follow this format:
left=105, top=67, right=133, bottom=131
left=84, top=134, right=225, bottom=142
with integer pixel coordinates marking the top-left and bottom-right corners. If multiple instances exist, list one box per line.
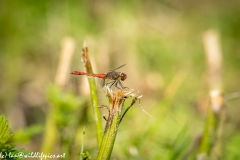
left=118, top=80, right=129, bottom=90
left=103, top=80, right=115, bottom=89
left=109, top=80, right=116, bottom=88
left=102, top=80, right=115, bottom=89
left=106, top=81, right=114, bottom=86
left=105, top=80, right=128, bottom=90
left=114, top=81, right=122, bottom=90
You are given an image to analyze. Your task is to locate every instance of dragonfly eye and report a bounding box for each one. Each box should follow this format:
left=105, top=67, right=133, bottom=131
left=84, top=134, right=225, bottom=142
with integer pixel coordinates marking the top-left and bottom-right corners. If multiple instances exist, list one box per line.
left=120, top=73, right=127, bottom=81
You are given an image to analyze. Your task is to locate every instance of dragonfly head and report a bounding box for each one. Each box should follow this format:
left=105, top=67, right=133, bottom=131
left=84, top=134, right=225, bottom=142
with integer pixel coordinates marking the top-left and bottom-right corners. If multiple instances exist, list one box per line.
left=120, top=73, right=127, bottom=81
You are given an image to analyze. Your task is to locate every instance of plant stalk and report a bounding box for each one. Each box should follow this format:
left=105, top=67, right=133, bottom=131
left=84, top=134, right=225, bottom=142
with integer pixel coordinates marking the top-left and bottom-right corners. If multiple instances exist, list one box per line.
left=82, top=42, right=103, bottom=147
left=198, top=30, right=224, bottom=158
left=96, top=90, right=125, bottom=160
left=199, top=105, right=219, bottom=154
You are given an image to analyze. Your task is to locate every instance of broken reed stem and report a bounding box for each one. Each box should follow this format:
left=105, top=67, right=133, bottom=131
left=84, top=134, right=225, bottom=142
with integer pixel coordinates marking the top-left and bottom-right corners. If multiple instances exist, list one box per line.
left=96, top=90, right=125, bottom=160
left=55, top=37, right=76, bottom=87
left=41, top=37, right=76, bottom=153
left=198, top=30, right=224, bottom=158
left=82, top=42, right=103, bottom=148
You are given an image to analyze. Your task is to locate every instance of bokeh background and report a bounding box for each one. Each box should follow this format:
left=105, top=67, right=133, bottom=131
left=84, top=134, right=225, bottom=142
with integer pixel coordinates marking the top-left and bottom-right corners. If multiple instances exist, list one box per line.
left=1, top=0, right=240, bottom=159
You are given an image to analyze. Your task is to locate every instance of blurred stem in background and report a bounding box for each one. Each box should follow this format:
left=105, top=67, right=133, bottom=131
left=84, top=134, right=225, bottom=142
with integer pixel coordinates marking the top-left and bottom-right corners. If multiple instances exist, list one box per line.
left=79, top=126, right=86, bottom=160
left=81, top=42, right=103, bottom=148
left=41, top=37, right=75, bottom=155
left=198, top=30, right=224, bottom=159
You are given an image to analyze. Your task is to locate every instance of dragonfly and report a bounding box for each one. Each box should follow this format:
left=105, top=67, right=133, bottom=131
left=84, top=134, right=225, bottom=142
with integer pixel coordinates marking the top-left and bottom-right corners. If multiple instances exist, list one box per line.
left=71, top=64, right=127, bottom=89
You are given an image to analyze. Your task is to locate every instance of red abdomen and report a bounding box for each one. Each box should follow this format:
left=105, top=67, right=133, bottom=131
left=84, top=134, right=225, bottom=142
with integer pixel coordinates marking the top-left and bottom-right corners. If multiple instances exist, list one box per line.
left=70, top=71, right=106, bottom=78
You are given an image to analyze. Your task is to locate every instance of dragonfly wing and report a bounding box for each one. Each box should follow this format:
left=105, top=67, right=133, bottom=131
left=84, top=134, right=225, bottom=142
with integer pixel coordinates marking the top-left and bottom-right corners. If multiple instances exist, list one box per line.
left=109, top=64, right=126, bottom=71
left=100, top=78, right=106, bottom=88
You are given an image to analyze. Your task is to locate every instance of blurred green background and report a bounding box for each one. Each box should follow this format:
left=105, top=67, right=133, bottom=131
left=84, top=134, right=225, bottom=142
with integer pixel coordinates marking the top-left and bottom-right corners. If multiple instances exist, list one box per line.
left=1, top=0, right=240, bottom=159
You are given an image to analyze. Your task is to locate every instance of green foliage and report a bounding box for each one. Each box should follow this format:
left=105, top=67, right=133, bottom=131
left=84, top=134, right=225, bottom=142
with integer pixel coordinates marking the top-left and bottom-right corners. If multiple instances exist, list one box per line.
left=0, top=115, right=27, bottom=160
left=47, top=85, right=83, bottom=128
left=11, top=124, right=43, bottom=143
left=80, top=151, right=91, bottom=160
left=168, top=126, right=192, bottom=160
left=44, top=85, right=86, bottom=158
left=0, top=115, right=12, bottom=144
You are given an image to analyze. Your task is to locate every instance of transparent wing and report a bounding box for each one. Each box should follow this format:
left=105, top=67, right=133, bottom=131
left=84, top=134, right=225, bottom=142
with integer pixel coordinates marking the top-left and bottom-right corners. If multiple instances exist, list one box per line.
left=100, top=78, right=106, bottom=88
left=109, top=64, right=126, bottom=71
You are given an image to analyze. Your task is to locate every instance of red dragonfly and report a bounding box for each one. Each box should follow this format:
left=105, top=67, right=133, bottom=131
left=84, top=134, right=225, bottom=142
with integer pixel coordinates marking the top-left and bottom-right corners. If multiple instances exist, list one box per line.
left=71, top=64, right=127, bottom=89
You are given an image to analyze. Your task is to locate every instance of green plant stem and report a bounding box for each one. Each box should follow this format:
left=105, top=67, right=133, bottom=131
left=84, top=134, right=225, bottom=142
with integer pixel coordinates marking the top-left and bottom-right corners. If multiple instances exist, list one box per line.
left=96, top=113, right=121, bottom=160
left=62, top=140, right=70, bottom=160
left=41, top=107, right=58, bottom=153
left=88, top=77, right=103, bottom=146
left=96, top=90, right=125, bottom=160
left=199, top=107, right=219, bottom=154
left=80, top=126, right=85, bottom=160
left=82, top=43, right=103, bottom=147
